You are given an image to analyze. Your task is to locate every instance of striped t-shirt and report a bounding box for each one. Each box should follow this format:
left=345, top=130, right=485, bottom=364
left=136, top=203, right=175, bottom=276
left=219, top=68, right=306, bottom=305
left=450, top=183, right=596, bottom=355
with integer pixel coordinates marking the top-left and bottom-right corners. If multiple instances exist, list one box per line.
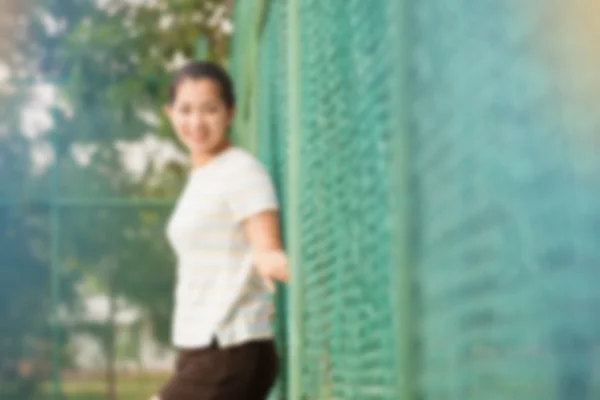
left=166, top=147, right=279, bottom=348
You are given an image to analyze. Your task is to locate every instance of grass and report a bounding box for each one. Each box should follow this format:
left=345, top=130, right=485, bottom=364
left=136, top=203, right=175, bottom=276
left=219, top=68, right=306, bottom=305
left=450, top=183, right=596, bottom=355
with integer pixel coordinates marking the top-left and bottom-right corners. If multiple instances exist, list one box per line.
left=42, top=371, right=169, bottom=400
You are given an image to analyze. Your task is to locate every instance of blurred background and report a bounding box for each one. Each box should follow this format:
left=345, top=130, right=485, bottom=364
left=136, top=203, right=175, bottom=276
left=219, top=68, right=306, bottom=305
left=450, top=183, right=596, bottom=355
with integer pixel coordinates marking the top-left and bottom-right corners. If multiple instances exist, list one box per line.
left=1, top=0, right=599, bottom=399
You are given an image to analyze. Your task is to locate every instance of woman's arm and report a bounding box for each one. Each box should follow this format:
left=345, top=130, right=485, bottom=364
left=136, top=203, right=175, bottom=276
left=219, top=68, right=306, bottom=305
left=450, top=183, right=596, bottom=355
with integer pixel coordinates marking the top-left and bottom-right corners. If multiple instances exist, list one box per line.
left=242, top=210, right=290, bottom=291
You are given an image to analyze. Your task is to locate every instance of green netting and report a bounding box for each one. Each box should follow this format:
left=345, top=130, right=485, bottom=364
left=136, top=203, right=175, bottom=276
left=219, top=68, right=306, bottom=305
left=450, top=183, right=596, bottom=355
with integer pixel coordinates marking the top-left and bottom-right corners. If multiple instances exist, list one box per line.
left=231, top=0, right=600, bottom=399
left=410, top=2, right=600, bottom=399
left=295, top=1, right=398, bottom=399
left=233, top=0, right=401, bottom=398
left=1, top=81, right=178, bottom=400
left=0, top=153, right=177, bottom=400
left=255, top=0, right=290, bottom=398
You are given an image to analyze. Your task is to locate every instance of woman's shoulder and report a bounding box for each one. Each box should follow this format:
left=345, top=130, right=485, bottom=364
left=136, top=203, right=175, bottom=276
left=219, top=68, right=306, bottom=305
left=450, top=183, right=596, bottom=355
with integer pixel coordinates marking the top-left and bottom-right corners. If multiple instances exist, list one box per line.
left=224, top=147, right=269, bottom=173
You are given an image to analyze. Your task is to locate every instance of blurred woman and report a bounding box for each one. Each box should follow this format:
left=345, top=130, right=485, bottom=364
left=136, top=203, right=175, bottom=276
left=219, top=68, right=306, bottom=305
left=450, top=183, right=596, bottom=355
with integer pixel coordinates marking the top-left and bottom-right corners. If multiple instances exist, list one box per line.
left=154, top=61, right=289, bottom=400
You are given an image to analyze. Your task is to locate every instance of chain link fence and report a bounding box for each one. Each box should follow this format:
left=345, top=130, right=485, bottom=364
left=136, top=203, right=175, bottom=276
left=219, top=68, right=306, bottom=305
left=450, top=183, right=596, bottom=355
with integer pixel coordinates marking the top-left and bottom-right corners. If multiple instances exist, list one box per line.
left=231, top=0, right=600, bottom=399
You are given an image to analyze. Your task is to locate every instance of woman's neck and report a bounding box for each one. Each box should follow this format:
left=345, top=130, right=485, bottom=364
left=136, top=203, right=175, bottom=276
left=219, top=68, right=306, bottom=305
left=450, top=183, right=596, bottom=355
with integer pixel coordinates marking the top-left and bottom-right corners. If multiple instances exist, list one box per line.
left=191, top=142, right=232, bottom=168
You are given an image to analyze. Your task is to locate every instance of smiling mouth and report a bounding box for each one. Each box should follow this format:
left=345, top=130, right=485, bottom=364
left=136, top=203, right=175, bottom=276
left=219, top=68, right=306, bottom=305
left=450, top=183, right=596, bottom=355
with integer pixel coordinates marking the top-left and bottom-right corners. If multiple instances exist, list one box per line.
left=191, top=132, right=209, bottom=142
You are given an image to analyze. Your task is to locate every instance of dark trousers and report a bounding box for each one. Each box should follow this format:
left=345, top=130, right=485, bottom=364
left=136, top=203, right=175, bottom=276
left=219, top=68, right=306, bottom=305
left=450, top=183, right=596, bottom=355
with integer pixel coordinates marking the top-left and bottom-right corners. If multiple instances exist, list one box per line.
left=159, top=338, right=279, bottom=400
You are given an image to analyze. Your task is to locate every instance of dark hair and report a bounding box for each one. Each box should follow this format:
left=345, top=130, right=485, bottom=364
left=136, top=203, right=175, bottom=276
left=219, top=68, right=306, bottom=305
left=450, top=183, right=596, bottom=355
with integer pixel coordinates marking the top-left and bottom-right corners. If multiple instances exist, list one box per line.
left=168, top=61, right=236, bottom=109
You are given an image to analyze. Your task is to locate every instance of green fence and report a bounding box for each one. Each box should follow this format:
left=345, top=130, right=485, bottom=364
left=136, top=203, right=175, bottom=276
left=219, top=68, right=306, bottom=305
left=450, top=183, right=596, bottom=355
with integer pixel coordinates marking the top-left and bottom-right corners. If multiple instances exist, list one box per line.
left=2, top=1, right=600, bottom=399
left=0, top=88, right=180, bottom=400
left=231, top=0, right=600, bottom=399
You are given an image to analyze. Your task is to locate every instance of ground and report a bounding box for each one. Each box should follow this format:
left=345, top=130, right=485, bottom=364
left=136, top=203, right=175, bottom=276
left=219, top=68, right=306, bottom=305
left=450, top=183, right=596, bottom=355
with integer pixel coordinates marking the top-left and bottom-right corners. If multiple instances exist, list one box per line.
left=43, top=372, right=169, bottom=400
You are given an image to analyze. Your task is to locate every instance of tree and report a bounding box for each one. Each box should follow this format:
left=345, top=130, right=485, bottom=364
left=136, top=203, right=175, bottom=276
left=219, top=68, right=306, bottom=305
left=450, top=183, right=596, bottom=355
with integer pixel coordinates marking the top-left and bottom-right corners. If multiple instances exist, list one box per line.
left=1, top=0, right=233, bottom=397
left=47, top=1, right=232, bottom=395
left=0, top=2, right=91, bottom=396
left=0, top=84, right=79, bottom=400
left=49, top=0, right=233, bottom=342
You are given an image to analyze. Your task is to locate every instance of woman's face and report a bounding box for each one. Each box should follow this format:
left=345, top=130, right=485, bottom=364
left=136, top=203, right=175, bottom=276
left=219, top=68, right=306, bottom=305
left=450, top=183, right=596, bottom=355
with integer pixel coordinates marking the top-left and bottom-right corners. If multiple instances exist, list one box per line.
left=166, top=78, right=234, bottom=157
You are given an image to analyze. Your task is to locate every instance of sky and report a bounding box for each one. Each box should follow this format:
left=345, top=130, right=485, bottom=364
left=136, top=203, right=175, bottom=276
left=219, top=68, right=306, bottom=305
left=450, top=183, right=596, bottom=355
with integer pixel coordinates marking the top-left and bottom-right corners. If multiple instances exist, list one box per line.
left=19, top=82, right=186, bottom=179
left=2, top=0, right=236, bottom=183
left=2, top=4, right=188, bottom=182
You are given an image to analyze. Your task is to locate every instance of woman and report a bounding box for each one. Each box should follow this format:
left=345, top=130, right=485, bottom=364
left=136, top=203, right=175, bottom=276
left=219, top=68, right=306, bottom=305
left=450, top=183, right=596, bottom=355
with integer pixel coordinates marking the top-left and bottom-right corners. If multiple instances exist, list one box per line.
left=154, top=61, right=289, bottom=400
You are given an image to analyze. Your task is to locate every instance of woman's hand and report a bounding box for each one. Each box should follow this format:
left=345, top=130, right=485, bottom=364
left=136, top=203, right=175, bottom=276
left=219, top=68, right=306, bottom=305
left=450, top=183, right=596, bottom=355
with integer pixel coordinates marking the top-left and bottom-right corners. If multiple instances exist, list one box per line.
left=254, top=250, right=290, bottom=292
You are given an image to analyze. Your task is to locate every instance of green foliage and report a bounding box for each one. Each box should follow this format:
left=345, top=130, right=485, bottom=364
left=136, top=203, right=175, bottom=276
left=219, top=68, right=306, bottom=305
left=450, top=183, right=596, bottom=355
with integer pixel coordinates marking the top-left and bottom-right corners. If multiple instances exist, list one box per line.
left=58, top=205, right=176, bottom=344
left=46, top=0, right=232, bottom=347
left=0, top=0, right=230, bottom=397
left=56, top=0, right=231, bottom=144
left=0, top=207, right=51, bottom=399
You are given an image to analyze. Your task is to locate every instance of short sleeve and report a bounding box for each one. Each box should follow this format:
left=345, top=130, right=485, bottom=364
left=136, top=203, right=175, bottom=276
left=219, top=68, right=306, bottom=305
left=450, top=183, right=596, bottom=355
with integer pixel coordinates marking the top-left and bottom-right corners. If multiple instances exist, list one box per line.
left=226, top=161, right=279, bottom=223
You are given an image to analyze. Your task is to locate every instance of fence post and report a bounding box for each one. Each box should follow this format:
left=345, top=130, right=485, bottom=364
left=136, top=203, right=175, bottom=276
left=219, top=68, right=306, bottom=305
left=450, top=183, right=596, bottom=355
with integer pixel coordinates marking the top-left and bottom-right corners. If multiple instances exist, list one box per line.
left=387, top=0, right=417, bottom=399
left=286, top=0, right=303, bottom=397
left=50, top=104, right=62, bottom=400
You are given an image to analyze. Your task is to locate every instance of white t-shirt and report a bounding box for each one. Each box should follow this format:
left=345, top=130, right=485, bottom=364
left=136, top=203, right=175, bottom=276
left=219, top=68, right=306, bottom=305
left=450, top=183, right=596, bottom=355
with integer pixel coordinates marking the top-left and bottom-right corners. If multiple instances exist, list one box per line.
left=166, top=147, right=279, bottom=348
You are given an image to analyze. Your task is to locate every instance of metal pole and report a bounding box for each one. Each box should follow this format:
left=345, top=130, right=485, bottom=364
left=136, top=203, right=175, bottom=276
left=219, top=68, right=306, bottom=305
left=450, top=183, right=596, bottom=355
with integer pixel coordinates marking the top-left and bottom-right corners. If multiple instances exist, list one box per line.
left=387, top=0, right=416, bottom=398
left=0, top=198, right=176, bottom=207
left=105, top=256, right=118, bottom=400
left=286, top=0, right=303, bottom=397
left=50, top=120, right=62, bottom=400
